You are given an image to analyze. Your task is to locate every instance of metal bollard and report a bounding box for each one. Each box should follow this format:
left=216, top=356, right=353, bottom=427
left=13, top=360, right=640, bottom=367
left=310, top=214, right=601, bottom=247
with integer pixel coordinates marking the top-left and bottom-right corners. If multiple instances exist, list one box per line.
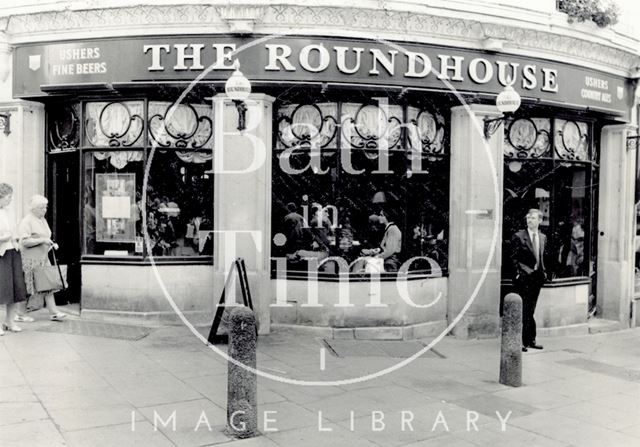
left=226, top=306, right=258, bottom=438
left=499, top=293, right=522, bottom=387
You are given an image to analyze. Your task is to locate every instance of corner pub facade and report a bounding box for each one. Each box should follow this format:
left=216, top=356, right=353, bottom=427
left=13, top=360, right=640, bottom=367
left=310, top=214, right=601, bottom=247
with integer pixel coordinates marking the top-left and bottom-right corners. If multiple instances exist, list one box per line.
left=1, top=0, right=639, bottom=339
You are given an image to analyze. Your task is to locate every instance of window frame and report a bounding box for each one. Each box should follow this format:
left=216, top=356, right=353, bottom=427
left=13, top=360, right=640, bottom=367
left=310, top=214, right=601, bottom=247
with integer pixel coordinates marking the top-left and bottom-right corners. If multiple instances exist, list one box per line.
left=502, top=109, right=599, bottom=283
left=46, top=95, right=215, bottom=265
left=270, top=93, right=451, bottom=281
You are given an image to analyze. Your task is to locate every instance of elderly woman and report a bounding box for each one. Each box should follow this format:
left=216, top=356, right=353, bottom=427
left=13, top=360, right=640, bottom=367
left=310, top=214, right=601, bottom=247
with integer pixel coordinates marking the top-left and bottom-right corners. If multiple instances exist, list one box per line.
left=0, top=183, right=27, bottom=334
left=19, top=195, right=67, bottom=321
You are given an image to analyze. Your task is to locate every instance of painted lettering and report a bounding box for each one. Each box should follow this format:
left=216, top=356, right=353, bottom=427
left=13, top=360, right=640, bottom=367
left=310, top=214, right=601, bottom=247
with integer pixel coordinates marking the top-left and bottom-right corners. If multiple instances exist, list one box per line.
left=405, top=51, right=432, bottom=78
left=299, top=44, right=331, bottom=73
left=541, top=68, right=559, bottom=92
left=522, top=64, right=537, bottom=90
left=497, top=60, right=519, bottom=86
left=173, top=44, right=205, bottom=70
left=144, top=44, right=171, bottom=71
left=369, top=49, right=398, bottom=76
left=335, top=46, right=364, bottom=74
left=468, top=58, right=493, bottom=84
left=265, top=44, right=296, bottom=71
left=437, top=55, right=464, bottom=81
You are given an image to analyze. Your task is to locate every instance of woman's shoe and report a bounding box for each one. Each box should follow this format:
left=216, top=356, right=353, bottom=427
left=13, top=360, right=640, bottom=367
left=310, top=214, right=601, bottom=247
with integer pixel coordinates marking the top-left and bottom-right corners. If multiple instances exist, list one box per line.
left=0, top=326, right=4, bottom=336
left=50, top=313, right=67, bottom=322
left=15, top=314, right=35, bottom=323
left=2, top=323, right=22, bottom=332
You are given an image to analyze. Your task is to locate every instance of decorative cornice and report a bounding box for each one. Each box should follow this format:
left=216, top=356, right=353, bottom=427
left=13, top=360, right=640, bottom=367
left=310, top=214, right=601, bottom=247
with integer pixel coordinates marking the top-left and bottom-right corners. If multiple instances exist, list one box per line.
left=482, top=24, right=639, bottom=74
left=3, top=4, right=639, bottom=75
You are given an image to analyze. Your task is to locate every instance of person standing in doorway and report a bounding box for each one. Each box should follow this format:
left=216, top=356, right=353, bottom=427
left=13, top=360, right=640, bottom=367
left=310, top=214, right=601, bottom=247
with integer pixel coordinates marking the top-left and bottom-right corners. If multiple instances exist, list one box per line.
left=510, top=208, right=547, bottom=352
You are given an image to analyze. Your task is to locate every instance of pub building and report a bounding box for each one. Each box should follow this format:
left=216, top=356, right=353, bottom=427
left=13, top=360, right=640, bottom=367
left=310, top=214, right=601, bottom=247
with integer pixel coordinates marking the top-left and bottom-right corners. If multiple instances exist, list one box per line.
left=1, top=0, right=639, bottom=338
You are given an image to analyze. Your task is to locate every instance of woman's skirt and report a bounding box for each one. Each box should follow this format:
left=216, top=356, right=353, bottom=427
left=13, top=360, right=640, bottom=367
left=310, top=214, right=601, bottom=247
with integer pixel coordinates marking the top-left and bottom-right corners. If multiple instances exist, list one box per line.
left=0, top=249, right=27, bottom=305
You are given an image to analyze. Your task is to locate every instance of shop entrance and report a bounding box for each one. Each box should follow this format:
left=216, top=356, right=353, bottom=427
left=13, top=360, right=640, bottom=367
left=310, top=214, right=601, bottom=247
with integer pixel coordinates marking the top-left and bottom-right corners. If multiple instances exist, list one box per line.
left=47, top=151, right=81, bottom=304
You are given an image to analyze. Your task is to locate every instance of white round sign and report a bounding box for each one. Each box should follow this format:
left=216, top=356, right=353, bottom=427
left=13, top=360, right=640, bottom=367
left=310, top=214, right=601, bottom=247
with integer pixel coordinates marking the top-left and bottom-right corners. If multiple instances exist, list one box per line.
left=496, top=85, right=521, bottom=114
left=225, top=66, right=251, bottom=101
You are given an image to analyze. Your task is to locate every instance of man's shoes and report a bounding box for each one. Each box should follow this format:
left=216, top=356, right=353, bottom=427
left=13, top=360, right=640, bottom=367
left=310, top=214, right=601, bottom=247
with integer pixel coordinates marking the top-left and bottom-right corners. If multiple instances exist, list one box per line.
left=522, top=346, right=528, bottom=352
left=528, top=342, right=544, bottom=350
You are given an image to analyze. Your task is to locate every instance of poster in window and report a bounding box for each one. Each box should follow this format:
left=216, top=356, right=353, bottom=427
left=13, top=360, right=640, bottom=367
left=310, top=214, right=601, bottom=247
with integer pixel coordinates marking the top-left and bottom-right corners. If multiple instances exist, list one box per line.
left=96, top=173, right=136, bottom=242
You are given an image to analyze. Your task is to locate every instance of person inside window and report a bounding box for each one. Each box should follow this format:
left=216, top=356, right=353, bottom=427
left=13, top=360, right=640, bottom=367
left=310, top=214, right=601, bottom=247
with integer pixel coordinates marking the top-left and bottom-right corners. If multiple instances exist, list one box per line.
left=84, top=191, right=96, bottom=254
left=361, top=211, right=402, bottom=272
left=283, top=202, right=306, bottom=255
left=566, top=219, right=585, bottom=276
left=309, top=203, right=333, bottom=252
left=376, top=211, right=402, bottom=272
left=286, top=203, right=333, bottom=268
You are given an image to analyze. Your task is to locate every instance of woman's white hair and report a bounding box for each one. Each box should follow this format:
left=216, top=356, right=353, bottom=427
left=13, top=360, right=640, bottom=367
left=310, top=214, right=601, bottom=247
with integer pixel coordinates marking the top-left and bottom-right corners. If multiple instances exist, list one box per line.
left=29, top=194, right=48, bottom=210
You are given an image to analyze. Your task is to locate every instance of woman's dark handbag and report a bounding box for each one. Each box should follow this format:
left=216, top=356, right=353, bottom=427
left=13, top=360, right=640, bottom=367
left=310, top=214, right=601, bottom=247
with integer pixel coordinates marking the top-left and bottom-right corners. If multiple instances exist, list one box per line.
left=33, top=248, right=67, bottom=293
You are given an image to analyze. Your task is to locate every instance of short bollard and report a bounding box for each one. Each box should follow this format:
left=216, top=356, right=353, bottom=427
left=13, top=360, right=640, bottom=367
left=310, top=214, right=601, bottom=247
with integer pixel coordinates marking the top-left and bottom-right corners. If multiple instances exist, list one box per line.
left=226, top=307, right=258, bottom=438
left=499, top=293, right=523, bottom=387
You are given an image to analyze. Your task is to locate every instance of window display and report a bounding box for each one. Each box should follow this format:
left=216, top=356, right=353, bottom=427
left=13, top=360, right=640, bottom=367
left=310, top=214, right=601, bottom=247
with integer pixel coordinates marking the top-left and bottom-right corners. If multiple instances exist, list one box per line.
left=47, top=98, right=215, bottom=259
left=502, top=116, right=596, bottom=280
left=83, top=151, right=144, bottom=256
left=96, top=173, right=137, bottom=243
left=272, top=98, right=449, bottom=277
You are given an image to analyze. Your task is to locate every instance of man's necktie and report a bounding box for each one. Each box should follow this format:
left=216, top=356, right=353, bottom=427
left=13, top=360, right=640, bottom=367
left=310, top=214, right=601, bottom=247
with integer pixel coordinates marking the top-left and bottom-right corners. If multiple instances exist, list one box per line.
left=532, top=232, right=540, bottom=269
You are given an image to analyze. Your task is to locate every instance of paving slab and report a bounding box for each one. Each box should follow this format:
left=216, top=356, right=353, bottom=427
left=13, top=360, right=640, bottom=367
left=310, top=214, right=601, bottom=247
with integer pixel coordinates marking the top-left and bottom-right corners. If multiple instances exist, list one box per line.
left=455, top=423, right=570, bottom=447
left=451, top=393, right=538, bottom=420
left=35, top=320, right=154, bottom=341
left=63, top=421, right=175, bottom=447
left=37, top=386, right=131, bottom=411
left=50, top=404, right=144, bottom=432
left=0, top=419, right=67, bottom=447
left=621, top=424, right=640, bottom=438
left=558, top=358, right=640, bottom=382
left=492, top=385, right=580, bottom=410
left=257, top=401, right=318, bottom=432
left=0, top=385, right=38, bottom=403
left=335, top=412, right=442, bottom=447
left=218, top=435, right=280, bottom=446
left=138, top=399, right=231, bottom=446
left=0, top=402, right=48, bottom=426
left=549, top=401, right=640, bottom=431
left=589, top=392, right=640, bottom=413
left=400, top=434, right=481, bottom=447
left=104, top=371, right=203, bottom=407
left=266, top=422, right=380, bottom=447
left=531, top=418, right=640, bottom=447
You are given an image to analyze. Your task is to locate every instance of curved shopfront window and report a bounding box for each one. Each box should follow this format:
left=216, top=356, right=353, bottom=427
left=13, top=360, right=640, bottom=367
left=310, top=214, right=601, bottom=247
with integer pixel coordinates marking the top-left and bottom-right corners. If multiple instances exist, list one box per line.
left=48, top=98, right=214, bottom=260
left=271, top=98, right=449, bottom=279
left=502, top=116, right=597, bottom=281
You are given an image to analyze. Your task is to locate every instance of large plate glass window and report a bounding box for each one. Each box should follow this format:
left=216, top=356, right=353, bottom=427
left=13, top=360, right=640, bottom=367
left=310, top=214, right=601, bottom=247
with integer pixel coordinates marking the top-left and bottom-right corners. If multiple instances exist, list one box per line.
left=503, top=116, right=597, bottom=283
left=272, top=97, right=449, bottom=278
left=74, top=98, right=213, bottom=258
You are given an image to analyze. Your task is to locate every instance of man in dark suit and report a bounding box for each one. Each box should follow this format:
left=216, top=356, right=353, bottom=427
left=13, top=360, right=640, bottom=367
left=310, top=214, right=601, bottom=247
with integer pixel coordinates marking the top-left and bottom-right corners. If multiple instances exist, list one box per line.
left=510, top=208, right=547, bottom=352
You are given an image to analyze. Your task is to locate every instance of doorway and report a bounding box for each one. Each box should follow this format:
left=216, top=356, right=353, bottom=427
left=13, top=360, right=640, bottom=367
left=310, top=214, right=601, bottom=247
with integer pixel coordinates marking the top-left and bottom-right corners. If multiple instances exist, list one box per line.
left=47, top=151, right=81, bottom=305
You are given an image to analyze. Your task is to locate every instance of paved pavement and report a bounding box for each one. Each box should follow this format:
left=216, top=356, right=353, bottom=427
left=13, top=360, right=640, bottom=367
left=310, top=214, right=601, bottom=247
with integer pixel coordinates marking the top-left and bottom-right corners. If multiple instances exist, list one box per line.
left=1, top=308, right=640, bottom=447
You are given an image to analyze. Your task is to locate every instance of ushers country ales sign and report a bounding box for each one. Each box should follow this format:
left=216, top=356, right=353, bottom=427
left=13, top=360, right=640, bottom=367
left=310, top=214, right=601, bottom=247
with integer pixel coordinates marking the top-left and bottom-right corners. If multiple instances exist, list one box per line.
left=14, top=35, right=633, bottom=116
